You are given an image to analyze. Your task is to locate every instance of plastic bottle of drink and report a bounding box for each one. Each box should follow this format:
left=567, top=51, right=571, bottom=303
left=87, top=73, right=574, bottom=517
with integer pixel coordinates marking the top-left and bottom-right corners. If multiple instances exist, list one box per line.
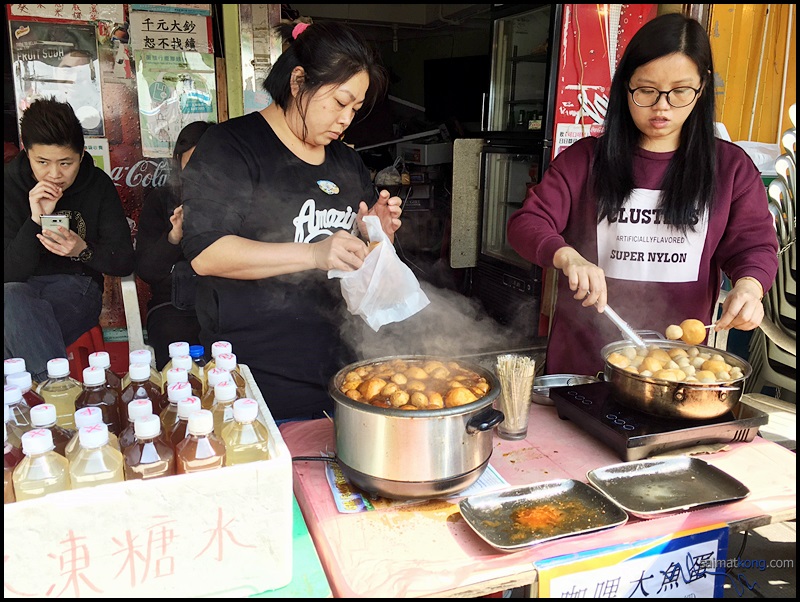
left=214, top=353, right=247, bottom=399
left=200, top=368, right=231, bottom=410
left=175, top=409, right=225, bottom=474
left=167, top=396, right=202, bottom=448
left=29, top=403, right=75, bottom=457
left=122, top=349, right=162, bottom=391
left=160, top=381, right=192, bottom=434
left=4, top=358, right=36, bottom=390
left=88, top=351, right=124, bottom=397
left=222, top=398, right=271, bottom=466
left=211, top=380, right=238, bottom=438
left=5, top=422, right=25, bottom=504
left=4, top=384, right=32, bottom=448
left=123, top=414, right=175, bottom=481
left=6, top=371, right=45, bottom=408
left=118, top=398, right=154, bottom=453
left=69, top=423, right=125, bottom=489
left=36, top=358, right=81, bottom=429
left=120, top=362, right=166, bottom=421
left=12, top=428, right=71, bottom=501
left=75, top=367, right=124, bottom=435
left=65, top=407, right=120, bottom=462
left=165, top=367, right=190, bottom=392
left=171, top=355, right=203, bottom=398
left=160, top=341, right=190, bottom=391
left=203, top=341, right=233, bottom=375
left=189, top=345, right=208, bottom=395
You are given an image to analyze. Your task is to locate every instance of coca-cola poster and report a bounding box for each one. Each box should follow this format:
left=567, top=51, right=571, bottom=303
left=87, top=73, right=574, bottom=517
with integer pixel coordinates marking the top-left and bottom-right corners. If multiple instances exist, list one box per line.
left=551, top=4, right=658, bottom=158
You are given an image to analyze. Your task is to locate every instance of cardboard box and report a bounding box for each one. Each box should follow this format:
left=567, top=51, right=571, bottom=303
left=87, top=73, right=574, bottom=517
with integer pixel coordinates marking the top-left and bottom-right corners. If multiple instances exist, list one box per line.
left=4, top=365, right=293, bottom=598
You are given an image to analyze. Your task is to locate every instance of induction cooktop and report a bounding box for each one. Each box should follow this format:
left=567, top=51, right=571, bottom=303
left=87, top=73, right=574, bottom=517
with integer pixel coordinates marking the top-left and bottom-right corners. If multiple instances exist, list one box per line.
left=551, top=382, right=769, bottom=461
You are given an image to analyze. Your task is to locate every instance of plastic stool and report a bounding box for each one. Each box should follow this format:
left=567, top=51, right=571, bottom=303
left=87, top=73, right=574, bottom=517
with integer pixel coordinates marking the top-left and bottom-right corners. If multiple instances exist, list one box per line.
left=66, top=325, right=106, bottom=381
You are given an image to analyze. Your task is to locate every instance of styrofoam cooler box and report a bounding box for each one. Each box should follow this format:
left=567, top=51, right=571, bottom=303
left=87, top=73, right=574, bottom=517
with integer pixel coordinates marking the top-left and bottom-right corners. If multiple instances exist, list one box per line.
left=4, top=365, right=292, bottom=598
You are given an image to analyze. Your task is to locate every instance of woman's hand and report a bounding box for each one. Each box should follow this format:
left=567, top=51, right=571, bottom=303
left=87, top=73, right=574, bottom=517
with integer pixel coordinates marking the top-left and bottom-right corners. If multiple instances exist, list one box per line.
left=553, top=246, right=608, bottom=311
left=36, top=225, right=87, bottom=258
left=356, top=189, right=402, bottom=242
left=167, top=205, right=184, bottom=245
left=715, top=279, right=765, bottom=331
left=311, top=230, right=368, bottom=272
left=29, top=181, right=63, bottom=222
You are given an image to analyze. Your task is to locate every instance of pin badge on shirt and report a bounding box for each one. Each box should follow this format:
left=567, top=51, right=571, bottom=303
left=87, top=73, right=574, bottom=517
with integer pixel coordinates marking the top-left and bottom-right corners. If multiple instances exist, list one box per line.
left=317, top=180, right=340, bottom=195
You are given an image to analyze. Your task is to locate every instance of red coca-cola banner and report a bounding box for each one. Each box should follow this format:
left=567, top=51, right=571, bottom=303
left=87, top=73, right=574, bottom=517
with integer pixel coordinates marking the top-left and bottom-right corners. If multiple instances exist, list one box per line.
left=551, top=4, right=658, bottom=158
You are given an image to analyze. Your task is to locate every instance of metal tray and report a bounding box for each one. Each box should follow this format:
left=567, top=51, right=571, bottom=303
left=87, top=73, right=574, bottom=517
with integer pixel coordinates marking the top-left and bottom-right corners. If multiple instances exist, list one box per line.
left=587, top=457, right=750, bottom=519
left=458, top=479, right=629, bottom=552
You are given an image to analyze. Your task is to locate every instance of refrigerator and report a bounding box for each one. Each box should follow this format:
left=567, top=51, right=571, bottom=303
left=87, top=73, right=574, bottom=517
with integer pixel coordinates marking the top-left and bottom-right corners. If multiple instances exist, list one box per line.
left=460, top=4, right=562, bottom=343
left=452, top=4, right=657, bottom=341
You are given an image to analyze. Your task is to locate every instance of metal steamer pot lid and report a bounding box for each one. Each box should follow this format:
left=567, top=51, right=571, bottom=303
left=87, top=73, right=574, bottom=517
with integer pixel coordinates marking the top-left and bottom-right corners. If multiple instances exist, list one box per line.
left=328, top=354, right=501, bottom=418
left=600, top=338, right=753, bottom=384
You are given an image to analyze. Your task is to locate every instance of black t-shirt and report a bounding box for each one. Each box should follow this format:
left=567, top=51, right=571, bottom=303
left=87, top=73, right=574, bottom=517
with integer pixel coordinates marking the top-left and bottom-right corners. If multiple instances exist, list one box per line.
left=181, top=112, right=375, bottom=419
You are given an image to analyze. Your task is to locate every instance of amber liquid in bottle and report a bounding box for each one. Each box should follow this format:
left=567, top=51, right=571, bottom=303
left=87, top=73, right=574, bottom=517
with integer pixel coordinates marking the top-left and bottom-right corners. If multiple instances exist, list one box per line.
left=175, top=410, right=225, bottom=474
left=123, top=415, right=175, bottom=480
left=120, top=374, right=166, bottom=420
left=75, top=379, right=124, bottom=435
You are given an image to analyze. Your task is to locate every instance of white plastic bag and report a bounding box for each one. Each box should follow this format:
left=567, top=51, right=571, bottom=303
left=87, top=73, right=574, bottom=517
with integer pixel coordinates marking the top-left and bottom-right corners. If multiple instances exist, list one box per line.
left=328, top=216, right=430, bottom=331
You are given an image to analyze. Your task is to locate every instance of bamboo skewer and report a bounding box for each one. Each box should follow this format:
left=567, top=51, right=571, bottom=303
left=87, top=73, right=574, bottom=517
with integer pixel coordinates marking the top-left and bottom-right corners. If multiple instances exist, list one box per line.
left=495, top=354, right=536, bottom=439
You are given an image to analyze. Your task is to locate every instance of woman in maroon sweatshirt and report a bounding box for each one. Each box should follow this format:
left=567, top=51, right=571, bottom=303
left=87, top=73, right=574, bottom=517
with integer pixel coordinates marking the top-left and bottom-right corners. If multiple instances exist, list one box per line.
left=507, top=13, right=778, bottom=376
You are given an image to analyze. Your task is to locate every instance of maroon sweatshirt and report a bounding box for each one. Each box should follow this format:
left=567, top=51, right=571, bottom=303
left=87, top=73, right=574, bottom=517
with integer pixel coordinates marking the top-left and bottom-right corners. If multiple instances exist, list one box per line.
left=507, top=136, right=779, bottom=376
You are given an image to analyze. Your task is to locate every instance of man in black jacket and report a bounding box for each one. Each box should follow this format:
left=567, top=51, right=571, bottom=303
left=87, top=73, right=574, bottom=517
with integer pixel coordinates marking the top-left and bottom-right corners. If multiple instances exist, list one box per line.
left=4, top=98, right=134, bottom=381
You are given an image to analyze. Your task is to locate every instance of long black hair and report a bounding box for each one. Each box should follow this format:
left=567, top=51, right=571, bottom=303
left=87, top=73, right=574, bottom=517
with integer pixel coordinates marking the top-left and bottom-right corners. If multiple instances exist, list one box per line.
left=592, top=13, right=717, bottom=231
left=264, top=21, right=388, bottom=139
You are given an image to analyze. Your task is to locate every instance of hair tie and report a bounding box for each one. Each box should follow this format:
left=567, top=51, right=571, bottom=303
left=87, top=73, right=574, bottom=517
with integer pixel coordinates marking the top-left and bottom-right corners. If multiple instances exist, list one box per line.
left=292, top=22, right=309, bottom=39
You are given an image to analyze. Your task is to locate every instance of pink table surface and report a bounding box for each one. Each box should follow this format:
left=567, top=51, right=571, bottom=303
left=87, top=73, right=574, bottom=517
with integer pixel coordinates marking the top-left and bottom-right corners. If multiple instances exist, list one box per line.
left=280, top=403, right=796, bottom=598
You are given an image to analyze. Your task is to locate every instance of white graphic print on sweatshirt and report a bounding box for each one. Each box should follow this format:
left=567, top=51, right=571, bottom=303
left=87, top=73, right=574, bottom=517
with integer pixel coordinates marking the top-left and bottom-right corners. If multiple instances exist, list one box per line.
left=596, top=188, right=709, bottom=283
left=292, top=198, right=358, bottom=243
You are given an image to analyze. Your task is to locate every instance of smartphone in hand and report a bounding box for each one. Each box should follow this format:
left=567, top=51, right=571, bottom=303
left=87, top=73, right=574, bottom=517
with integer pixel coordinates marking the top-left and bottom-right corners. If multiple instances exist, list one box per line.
left=40, top=214, right=69, bottom=233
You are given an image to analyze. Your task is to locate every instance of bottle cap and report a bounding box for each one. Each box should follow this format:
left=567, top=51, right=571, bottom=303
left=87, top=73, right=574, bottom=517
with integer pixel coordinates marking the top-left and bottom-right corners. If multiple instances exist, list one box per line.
left=30, top=403, right=57, bottom=427
left=189, top=345, right=205, bottom=359
left=187, top=409, right=214, bottom=435
left=206, top=368, right=231, bottom=388
left=6, top=371, right=32, bottom=391
left=134, top=414, right=162, bottom=439
left=168, top=342, right=190, bottom=358
left=21, top=428, right=55, bottom=455
left=166, top=381, right=192, bottom=403
left=47, top=357, right=71, bottom=378
left=78, top=423, right=110, bottom=448
left=172, top=355, right=193, bottom=371
left=166, top=367, right=189, bottom=386
left=74, top=406, right=103, bottom=429
left=214, top=380, right=237, bottom=402
left=4, top=358, right=26, bottom=377
left=88, top=351, right=111, bottom=369
left=129, top=362, right=151, bottom=381
left=129, top=349, right=152, bottom=367
left=177, top=396, right=201, bottom=419
left=4, top=384, right=22, bottom=405
left=127, top=398, right=153, bottom=421
left=216, top=353, right=237, bottom=371
left=233, top=398, right=260, bottom=423
left=83, top=366, right=106, bottom=386
left=211, top=341, right=232, bottom=358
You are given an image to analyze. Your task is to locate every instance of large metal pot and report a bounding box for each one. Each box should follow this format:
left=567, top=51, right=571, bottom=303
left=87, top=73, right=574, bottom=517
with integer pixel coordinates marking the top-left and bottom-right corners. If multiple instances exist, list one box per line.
left=601, top=339, right=752, bottom=420
left=329, top=355, right=504, bottom=500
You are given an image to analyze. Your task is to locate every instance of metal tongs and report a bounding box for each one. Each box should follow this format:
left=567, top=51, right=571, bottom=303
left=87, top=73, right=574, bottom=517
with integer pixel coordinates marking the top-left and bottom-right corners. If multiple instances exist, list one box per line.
left=601, top=304, right=648, bottom=349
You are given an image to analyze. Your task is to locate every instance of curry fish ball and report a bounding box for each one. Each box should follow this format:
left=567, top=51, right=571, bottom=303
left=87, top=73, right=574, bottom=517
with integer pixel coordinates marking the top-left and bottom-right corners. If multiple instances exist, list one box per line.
left=345, top=389, right=362, bottom=401
left=630, top=355, right=645, bottom=368
left=695, top=370, right=717, bottom=383
left=653, top=369, right=680, bottom=382
left=665, top=324, right=684, bottom=340
left=429, top=366, right=450, bottom=380
left=648, top=348, right=672, bottom=364
left=410, top=392, right=429, bottom=408
left=358, top=378, right=387, bottom=401
left=641, top=356, right=664, bottom=373
left=405, top=366, right=429, bottom=380
left=381, top=382, right=399, bottom=397
left=680, top=319, right=707, bottom=346
left=426, top=392, right=444, bottom=409
left=390, top=372, right=408, bottom=385
left=607, top=352, right=631, bottom=369
left=406, top=380, right=427, bottom=392
left=701, top=359, right=729, bottom=374
left=444, top=387, right=478, bottom=407
left=390, top=390, right=410, bottom=407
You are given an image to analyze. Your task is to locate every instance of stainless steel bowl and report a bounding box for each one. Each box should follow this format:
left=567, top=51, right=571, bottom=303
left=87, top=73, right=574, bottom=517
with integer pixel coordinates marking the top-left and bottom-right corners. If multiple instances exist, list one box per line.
left=532, top=374, right=600, bottom=405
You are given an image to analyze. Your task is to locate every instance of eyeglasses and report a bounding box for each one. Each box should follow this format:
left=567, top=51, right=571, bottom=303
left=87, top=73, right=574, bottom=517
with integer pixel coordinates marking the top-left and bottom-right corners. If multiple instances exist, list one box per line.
left=627, top=85, right=702, bottom=108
